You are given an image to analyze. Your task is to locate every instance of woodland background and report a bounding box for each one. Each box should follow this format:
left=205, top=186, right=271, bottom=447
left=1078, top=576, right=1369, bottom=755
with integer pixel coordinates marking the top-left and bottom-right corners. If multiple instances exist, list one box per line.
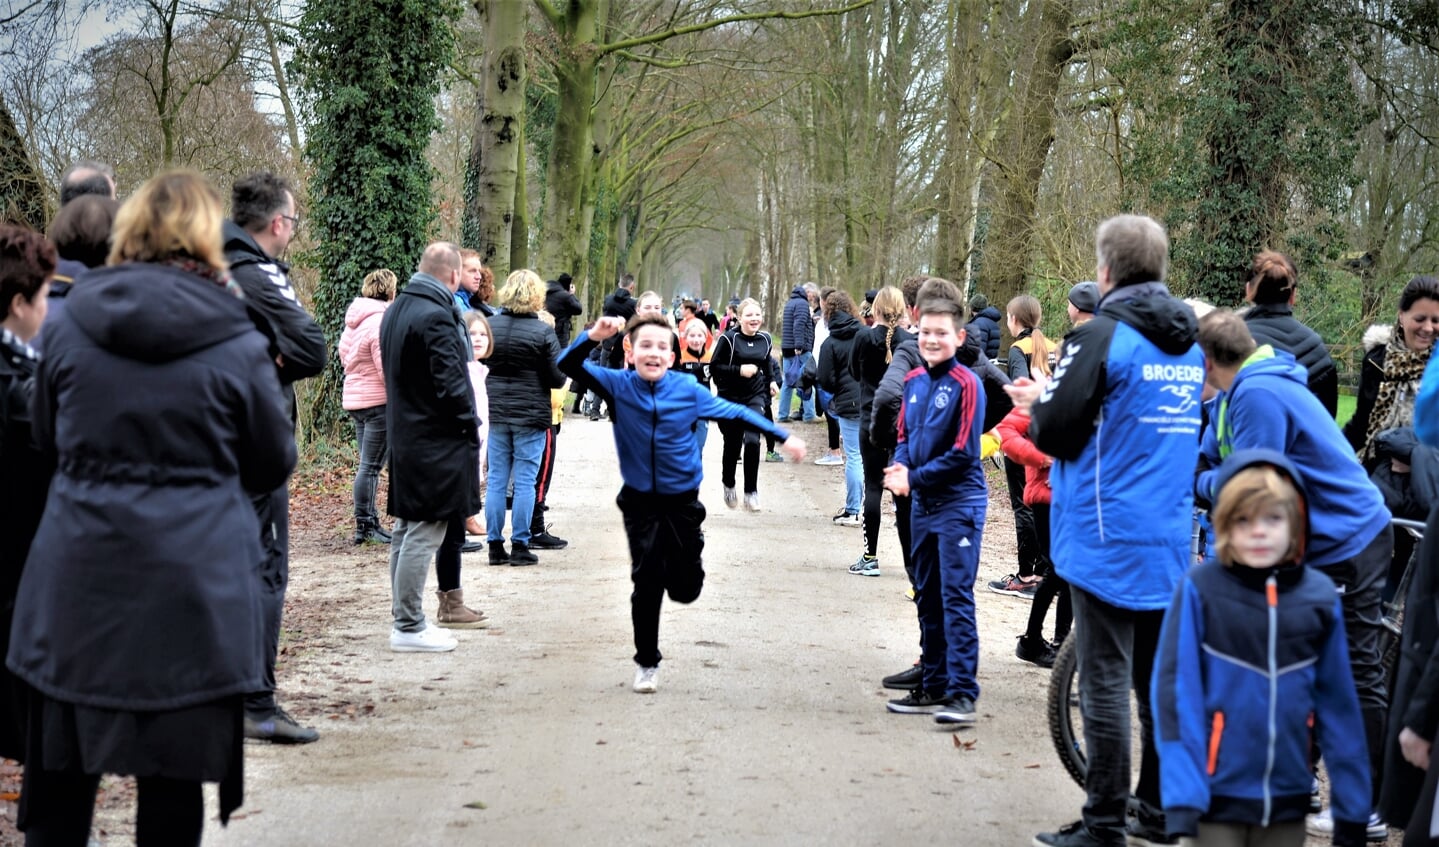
left=2, top=0, right=1437, bottom=441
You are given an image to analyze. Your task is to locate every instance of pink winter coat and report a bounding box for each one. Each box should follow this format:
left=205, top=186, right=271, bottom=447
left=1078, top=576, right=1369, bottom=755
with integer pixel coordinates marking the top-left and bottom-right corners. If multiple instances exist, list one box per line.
left=339, top=297, right=388, bottom=410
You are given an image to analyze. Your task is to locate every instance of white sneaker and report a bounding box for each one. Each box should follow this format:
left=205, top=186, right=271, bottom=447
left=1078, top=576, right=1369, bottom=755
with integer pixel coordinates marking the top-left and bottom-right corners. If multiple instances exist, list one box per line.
left=633, top=665, right=659, bottom=693
left=743, top=492, right=761, bottom=512
left=831, top=511, right=861, bottom=527
left=1305, top=808, right=1388, bottom=842
left=723, top=486, right=737, bottom=510
left=390, top=623, right=458, bottom=653
left=815, top=454, right=844, bottom=466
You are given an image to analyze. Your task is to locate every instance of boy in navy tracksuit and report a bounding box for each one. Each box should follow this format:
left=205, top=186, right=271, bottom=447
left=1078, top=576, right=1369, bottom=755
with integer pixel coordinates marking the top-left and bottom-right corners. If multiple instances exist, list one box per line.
left=559, top=313, right=805, bottom=694
left=882, top=297, right=987, bottom=725
left=1155, top=450, right=1370, bottom=847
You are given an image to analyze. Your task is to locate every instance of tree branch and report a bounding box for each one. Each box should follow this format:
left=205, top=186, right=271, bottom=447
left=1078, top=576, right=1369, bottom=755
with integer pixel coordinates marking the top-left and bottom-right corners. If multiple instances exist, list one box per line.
left=598, top=0, right=875, bottom=55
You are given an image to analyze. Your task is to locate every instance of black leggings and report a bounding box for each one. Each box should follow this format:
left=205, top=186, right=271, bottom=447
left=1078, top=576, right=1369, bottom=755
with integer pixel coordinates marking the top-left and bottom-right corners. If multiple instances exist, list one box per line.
left=858, top=428, right=911, bottom=578
left=1023, top=503, right=1072, bottom=643
left=719, top=398, right=764, bottom=493
left=435, top=515, right=466, bottom=592
left=22, top=770, right=203, bottom=847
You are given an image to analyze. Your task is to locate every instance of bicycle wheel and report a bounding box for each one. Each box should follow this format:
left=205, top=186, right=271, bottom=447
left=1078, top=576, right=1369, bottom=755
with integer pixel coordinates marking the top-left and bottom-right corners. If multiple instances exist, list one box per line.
left=1047, top=635, right=1086, bottom=787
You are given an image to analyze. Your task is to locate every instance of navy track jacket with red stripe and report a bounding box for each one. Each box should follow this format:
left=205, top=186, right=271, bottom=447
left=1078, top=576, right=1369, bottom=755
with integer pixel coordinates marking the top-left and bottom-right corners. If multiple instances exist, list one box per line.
left=894, top=357, right=987, bottom=504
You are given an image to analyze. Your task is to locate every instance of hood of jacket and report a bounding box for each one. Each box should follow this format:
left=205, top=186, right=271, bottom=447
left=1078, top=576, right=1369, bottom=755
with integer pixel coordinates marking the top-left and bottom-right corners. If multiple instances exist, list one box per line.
left=1209, top=447, right=1312, bottom=562
left=1232, top=344, right=1308, bottom=390
left=826, top=309, right=861, bottom=340
left=1363, top=323, right=1392, bottom=353
left=1099, top=282, right=1197, bottom=356
left=345, top=296, right=388, bottom=329
left=977, top=306, right=1002, bottom=322
left=790, top=286, right=809, bottom=301
left=222, top=219, right=289, bottom=273
left=67, top=263, right=255, bottom=363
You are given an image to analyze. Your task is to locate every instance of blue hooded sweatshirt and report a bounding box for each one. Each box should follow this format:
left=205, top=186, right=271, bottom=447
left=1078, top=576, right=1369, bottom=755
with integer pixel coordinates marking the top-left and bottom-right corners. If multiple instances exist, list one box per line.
left=1156, top=450, right=1370, bottom=844
left=1196, top=346, right=1389, bottom=567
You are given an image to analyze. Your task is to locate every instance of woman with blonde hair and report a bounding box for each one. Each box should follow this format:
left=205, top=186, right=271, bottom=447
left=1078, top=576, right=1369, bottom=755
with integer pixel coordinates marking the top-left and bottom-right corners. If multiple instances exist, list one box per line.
left=9, top=169, right=296, bottom=842
left=340, top=268, right=397, bottom=544
left=849, top=286, right=913, bottom=577
left=483, top=269, right=567, bottom=565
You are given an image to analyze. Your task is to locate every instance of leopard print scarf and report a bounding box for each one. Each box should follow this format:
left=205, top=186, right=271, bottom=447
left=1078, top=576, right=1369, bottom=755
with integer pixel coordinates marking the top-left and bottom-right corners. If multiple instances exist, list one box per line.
left=1363, top=331, right=1432, bottom=462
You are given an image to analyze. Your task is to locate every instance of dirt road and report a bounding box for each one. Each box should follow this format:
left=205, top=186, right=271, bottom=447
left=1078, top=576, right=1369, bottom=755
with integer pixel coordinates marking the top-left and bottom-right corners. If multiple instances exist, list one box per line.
left=180, top=416, right=1081, bottom=845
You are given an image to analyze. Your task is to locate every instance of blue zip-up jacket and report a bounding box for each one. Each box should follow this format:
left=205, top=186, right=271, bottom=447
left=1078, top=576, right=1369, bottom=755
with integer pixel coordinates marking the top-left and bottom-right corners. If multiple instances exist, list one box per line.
left=1030, top=282, right=1204, bottom=610
left=559, top=335, right=791, bottom=495
left=1196, top=346, right=1389, bottom=567
left=1155, top=450, right=1370, bottom=845
left=893, top=356, right=986, bottom=505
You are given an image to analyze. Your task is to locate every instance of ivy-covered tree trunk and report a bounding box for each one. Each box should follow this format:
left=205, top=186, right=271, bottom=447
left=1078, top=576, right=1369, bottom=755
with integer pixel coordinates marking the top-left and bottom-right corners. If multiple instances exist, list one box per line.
left=294, top=0, right=457, bottom=440
left=465, top=0, right=525, bottom=279
left=0, top=92, right=49, bottom=230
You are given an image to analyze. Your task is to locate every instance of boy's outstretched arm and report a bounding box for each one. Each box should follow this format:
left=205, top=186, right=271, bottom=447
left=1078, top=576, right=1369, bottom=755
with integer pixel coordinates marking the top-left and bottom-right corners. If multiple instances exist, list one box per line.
left=694, top=387, right=805, bottom=462
left=558, top=317, right=626, bottom=402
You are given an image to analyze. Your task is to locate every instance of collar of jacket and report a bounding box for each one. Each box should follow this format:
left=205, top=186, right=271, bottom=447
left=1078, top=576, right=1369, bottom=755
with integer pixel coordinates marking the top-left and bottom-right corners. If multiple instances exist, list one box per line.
left=1216, top=345, right=1278, bottom=458
left=405, top=272, right=455, bottom=307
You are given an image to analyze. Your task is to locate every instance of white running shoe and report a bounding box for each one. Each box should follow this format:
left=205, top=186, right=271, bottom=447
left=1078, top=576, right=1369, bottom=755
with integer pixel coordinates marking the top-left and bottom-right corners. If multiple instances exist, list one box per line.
left=1305, top=808, right=1388, bottom=842
left=633, top=665, right=659, bottom=693
left=723, top=486, right=738, bottom=509
left=743, top=492, right=761, bottom=512
left=814, top=454, right=844, bottom=466
left=831, top=511, right=862, bottom=527
left=390, top=623, right=458, bottom=653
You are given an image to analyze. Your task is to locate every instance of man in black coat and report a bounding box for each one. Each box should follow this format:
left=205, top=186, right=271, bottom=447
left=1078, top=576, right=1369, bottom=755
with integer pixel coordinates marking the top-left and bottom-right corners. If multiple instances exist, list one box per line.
left=381, top=243, right=481, bottom=654
left=224, top=171, right=327, bottom=745
left=545, top=272, right=584, bottom=348
left=602, top=273, right=637, bottom=369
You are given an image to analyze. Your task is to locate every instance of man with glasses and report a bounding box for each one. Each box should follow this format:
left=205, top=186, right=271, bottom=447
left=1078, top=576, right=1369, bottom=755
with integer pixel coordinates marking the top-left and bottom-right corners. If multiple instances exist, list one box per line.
left=224, top=171, right=328, bottom=745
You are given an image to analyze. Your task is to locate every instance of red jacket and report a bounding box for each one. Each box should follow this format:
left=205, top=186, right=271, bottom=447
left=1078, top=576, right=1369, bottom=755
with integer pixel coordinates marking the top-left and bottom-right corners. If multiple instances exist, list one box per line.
left=995, top=407, right=1051, bottom=506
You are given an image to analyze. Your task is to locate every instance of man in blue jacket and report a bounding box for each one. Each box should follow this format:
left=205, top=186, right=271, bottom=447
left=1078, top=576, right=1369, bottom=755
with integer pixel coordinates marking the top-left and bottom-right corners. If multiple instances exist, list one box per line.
left=1012, top=214, right=1204, bottom=847
left=559, top=313, right=805, bottom=694
left=1196, top=310, right=1393, bottom=841
left=780, top=283, right=818, bottom=422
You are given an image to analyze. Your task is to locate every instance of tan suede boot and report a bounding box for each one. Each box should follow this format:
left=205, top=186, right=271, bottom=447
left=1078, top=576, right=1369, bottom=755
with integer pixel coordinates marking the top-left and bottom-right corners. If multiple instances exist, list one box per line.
left=435, top=589, right=489, bottom=629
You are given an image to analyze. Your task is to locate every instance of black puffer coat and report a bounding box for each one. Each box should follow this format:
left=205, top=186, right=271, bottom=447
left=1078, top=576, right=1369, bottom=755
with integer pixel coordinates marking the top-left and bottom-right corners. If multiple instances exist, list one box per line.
left=1243, top=302, right=1338, bottom=417
left=485, top=309, right=566, bottom=430
left=818, top=310, right=862, bottom=419
left=380, top=273, right=481, bottom=521
left=967, top=306, right=1003, bottom=360
left=7, top=263, right=296, bottom=711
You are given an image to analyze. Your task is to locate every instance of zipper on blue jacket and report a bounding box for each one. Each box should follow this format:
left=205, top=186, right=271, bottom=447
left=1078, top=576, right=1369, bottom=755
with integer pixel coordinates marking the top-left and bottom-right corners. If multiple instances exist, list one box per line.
left=648, top=381, right=658, bottom=492
left=1262, top=572, right=1278, bottom=826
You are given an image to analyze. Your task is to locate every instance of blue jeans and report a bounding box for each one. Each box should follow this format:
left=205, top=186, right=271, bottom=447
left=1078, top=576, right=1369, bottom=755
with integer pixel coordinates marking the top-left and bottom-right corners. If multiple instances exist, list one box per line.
left=837, top=416, right=862, bottom=515
left=485, top=423, right=547, bottom=546
left=910, top=498, right=985, bottom=700
left=779, top=354, right=814, bottom=421
left=350, top=405, right=388, bottom=523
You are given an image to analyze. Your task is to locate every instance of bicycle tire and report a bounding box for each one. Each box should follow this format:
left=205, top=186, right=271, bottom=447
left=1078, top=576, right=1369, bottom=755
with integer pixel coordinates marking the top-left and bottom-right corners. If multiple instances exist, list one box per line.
left=1046, top=635, right=1086, bottom=787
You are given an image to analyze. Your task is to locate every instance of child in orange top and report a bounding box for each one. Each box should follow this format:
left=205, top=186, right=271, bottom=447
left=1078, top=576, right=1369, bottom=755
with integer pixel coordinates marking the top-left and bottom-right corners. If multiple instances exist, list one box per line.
left=993, top=404, right=1070, bottom=667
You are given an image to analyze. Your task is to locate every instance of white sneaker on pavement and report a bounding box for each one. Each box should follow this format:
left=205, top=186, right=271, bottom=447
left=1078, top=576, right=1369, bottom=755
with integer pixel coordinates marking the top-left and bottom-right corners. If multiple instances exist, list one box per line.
left=633, top=665, right=659, bottom=693
left=743, top=492, right=761, bottom=512
left=390, top=623, right=458, bottom=653
left=814, top=454, right=844, bottom=466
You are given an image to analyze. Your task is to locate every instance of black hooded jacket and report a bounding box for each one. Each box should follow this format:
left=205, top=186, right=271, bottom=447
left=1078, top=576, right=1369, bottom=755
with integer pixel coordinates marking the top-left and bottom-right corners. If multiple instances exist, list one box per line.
left=1243, top=302, right=1338, bottom=417
left=7, top=263, right=296, bottom=712
left=966, top=305, right=1003, bottom=360
left=817, top=310, right=862, bottom=418
left=544, top=279, right=583, bottom=348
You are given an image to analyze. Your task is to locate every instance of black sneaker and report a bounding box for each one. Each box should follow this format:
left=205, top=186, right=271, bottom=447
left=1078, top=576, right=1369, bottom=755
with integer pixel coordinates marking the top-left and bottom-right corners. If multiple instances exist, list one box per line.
left=508, top=542, right=539, bottom=566
left=460, top=540, right=484, bottom=554
left=881, top=664, right=922, bottom=690
left=885, top=689, right=953, bottom=714
left=528, top=530, right=568, bottom=550
left=1016, top=634, right=1057, bottom=668
left=244, top=708, right=320, bottom=744
left=934, top=695, right=977, bottom=726
left=488, top=541, right=509, bottom=566
left=1033, top=820, right=1125, bottom=847
left=1125, top=817, right=1177, bottom=847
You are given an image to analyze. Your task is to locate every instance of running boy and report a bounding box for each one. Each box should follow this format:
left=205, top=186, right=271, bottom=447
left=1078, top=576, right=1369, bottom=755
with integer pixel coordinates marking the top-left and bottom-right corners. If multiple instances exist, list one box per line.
left=1154, top=449, right=1370, bottom=847
left=559, top=313, right=806, bottom=693
left=881, top=295, right=987, bottom=726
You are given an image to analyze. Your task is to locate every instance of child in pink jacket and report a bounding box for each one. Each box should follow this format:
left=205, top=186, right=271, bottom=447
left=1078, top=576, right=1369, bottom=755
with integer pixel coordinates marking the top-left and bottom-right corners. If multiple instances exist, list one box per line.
left=339, top=269, right=395, bottom=544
